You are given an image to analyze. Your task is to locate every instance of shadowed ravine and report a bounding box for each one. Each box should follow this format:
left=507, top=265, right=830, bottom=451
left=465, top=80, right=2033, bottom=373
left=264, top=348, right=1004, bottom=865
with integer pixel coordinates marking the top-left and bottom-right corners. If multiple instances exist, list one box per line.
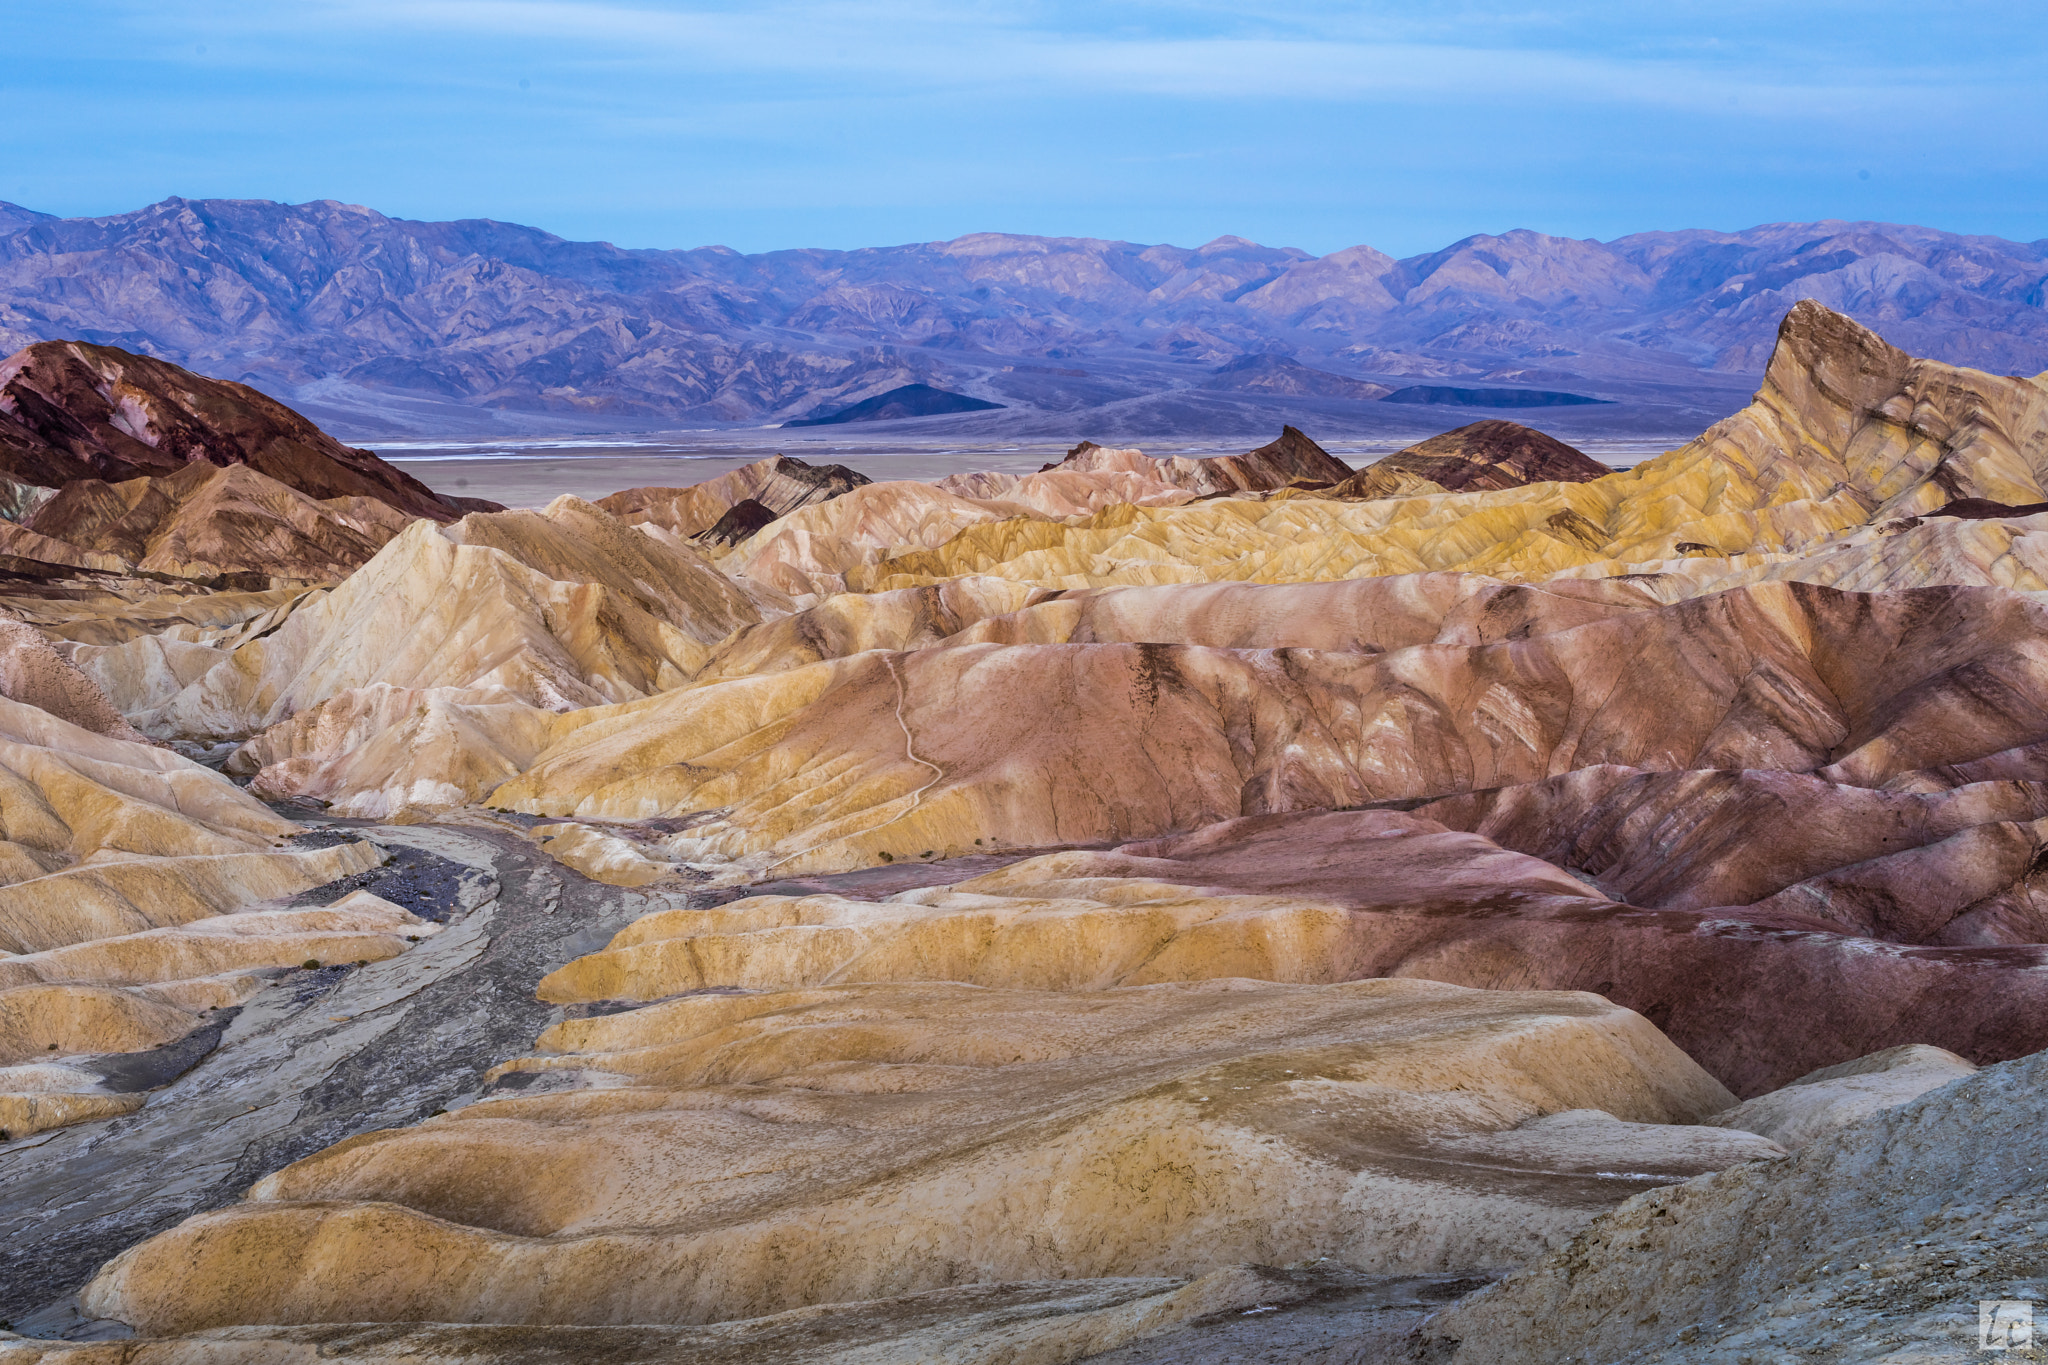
left=0, top=821, right=1080, bottom=1339
left=0, top=821, right=628, bottom=1332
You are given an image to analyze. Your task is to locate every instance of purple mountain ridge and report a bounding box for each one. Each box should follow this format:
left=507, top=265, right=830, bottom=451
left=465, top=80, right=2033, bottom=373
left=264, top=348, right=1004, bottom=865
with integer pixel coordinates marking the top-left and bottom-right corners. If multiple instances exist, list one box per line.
left=0, top=198, right=2042, bottom=438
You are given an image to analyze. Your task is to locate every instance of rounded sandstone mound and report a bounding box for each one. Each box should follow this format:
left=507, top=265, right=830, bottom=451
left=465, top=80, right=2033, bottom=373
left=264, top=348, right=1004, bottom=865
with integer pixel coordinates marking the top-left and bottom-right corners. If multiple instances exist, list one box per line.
left=82, top=977, right=1778, bottom=1335
left=0, top=984, right=197, bottom=1064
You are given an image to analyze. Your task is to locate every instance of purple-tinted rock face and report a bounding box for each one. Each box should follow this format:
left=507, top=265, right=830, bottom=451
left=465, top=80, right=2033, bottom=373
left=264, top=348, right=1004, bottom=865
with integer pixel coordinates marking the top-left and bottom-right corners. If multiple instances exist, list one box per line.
left=0, top=339, right=465, bottom=520
left=1339, top=419, right=1611, bottom=493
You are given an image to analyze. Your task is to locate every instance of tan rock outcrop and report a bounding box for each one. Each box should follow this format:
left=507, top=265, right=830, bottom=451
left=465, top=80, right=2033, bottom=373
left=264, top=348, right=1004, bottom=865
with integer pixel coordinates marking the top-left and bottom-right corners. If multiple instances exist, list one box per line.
left=713, top=480, right=1018, bottom=598
left=705, top=569, right=1662, bottom=679
left=697, top=576, right=1048, bottom=678
left=234, top=684, right=559, bottom=818
left=1701, top=1044, right=1977, bottom=1152
left=1555, top=499, right=2048, bottom=598
left=0, top=1086, right=145, bottom=1140
left=74, top=496, right=762, bottom=742
left=485, top=582, right=2048, bottom=885
left=0, top=519, right=131, bottom=575
left=0, top=684, right=419, bottom=1137
left=0, top=885, right=434, bottom=1139
left=833, top=305, right=2048, bottom=594
left=0, top=693, right=303, bottom=896
left=1041, top=426, right=1354, bottom=495
left=81, top=976, right=1775, bottom=1334
left=932, top=466, right=1197, bottom=517
left=9, top=584, right=314, bottom=649
left=1420, top=1045, right=2044, bottom=1362
left=21, top=462, right=414, bottom=581
left=531, top=816, right=1605, bottom=1003
left=0, top=614, right=157, bottom=744
left=0, top=1271, right=1323, bottom=1364
left=0, top=844, right=386, bottom=963
left=596, top=454, right=871, bottom=538
left=0, top=984, right=198, bottom=1064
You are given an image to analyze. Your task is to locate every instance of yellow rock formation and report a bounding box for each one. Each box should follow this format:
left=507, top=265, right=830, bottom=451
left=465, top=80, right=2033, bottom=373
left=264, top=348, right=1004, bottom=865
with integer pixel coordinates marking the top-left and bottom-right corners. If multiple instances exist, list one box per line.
left=714, top=481, right=1017, bottom=598
left=0, top=693, right=306, bottom=896
left=533, top=820, right=1606, bottom=1001
left=82, top=975, right=1775, bottom=1334
left=811, top=303, right=2048, bottom=594
left=75, top=495, right=762, bottom=741
left=0, top=658, right=429, bottom=1138
left=0, top=878, right=434, bottom=1137
left=476, top=579, right=2048, bottom=879
left=0, top=985, right=198, bottom=1064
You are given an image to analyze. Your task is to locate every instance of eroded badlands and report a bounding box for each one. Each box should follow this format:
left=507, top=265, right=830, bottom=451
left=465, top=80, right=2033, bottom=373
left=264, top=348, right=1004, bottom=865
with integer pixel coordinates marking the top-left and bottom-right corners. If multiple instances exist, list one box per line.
left=1, top=303, right=2045, bottom=1361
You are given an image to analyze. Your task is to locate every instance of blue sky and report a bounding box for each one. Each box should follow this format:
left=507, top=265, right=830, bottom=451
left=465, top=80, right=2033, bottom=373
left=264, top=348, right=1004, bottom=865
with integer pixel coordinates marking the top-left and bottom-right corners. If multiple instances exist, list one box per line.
left=5, top=1, right=2044, bottom=257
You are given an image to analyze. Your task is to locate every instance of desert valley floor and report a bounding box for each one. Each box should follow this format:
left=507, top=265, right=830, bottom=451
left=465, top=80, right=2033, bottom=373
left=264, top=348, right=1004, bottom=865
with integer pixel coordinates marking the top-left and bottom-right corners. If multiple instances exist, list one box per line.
left=0, top=299, right=2042, bottom=1362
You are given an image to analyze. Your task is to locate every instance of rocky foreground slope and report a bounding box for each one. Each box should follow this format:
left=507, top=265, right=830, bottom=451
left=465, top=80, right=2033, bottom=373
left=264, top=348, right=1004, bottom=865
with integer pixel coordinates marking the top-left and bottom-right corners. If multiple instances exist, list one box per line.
left=0, top=300, right=2045, bottom=1361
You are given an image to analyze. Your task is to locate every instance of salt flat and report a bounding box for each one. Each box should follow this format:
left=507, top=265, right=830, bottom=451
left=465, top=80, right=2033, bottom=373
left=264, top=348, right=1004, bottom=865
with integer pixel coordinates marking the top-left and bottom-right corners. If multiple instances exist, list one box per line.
left=372, top=432, right=1673, bottom=510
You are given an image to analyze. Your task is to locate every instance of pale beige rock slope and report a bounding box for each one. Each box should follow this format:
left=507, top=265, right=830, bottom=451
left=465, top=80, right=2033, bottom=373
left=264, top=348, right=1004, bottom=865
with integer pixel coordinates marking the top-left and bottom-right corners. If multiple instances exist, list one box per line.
left=0, top=685, right=405, bottom=1136
left=712, top=480, right=1021, bottom=599
left=0, top=614, right=157, bottom=745
left=4, top=584, right=314, bottom=649
left=0, top=1270, right=1332, bottom=1365
left=0, top=887, right=437, bottom=1138
left=81, top=973, right=1775, bottom=1335
left=71, top=496, right=762, bottom=749
left=0, top=620, right=432, bottom=1138
left=933, top=465, right=1196, bottom=517
left=1421, top=1045, right=2045, bottom=1363
left=1700, top=1044, right=1977, bottom=1152
left=595, top=454, right=870, bottom=538
left=232, top=684, right=562, bottom=818
left=482, top=579, right=2048, bottom=886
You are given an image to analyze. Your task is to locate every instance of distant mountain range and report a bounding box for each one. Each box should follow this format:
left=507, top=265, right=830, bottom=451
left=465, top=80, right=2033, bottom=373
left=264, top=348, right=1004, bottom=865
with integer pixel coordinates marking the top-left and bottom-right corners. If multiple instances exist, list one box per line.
left=0, top=197, right=2042, bottom=439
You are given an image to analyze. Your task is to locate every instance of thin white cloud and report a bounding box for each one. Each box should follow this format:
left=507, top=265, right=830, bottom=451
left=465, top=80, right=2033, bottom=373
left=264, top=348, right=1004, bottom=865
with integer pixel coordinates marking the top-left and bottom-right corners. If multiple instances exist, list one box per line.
left=133, top=0, right=2022, bottom=124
